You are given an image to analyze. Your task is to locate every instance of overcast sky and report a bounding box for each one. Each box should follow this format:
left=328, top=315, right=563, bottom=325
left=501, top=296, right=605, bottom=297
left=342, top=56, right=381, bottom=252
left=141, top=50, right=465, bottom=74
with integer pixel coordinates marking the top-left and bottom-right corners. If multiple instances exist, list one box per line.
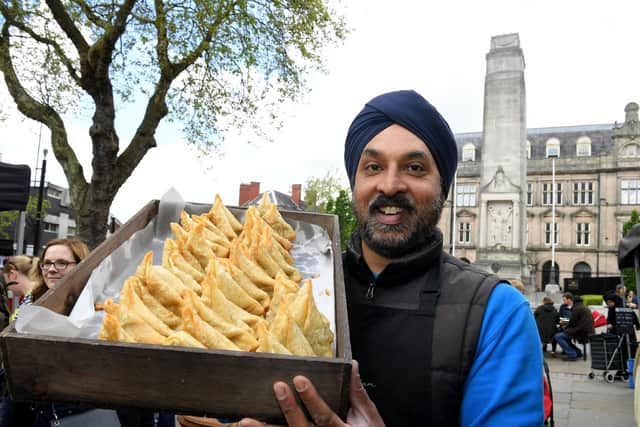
left=1, top=0, right=639, bottom=222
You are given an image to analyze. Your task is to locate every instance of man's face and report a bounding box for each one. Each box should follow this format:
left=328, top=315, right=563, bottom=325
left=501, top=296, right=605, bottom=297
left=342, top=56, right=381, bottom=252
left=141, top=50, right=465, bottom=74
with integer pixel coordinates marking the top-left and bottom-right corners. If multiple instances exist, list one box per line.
left=352, top=124, right=444, bottom=259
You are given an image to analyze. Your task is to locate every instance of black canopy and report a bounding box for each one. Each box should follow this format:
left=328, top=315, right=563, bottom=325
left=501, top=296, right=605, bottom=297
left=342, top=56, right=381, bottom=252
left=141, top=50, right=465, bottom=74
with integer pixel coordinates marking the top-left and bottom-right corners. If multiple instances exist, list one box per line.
left=0, top=162, right=31, bottom=212
left=618, top=223, right=640, bottom=269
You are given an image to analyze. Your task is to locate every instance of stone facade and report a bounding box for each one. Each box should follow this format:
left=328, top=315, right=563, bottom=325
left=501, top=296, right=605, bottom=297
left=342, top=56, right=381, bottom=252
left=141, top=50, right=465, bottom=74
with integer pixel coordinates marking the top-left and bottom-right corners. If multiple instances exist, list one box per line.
left=440, top=103, right=640, bottom=291
left=439, top=34, right=640, bottom=291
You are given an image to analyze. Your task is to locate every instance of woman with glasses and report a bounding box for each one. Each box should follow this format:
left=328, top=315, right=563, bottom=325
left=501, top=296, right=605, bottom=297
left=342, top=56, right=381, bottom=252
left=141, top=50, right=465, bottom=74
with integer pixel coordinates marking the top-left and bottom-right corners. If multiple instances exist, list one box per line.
left=29, top=239, right=97, bottom=427
left=31, top=238, right=89, bottom=301
left=1, top=255, right=36, bottom=321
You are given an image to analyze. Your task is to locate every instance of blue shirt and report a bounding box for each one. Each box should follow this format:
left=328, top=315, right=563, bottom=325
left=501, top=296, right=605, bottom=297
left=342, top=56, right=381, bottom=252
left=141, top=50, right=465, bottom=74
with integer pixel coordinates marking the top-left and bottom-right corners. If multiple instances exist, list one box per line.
left=461, top=283, right=544, bottom=426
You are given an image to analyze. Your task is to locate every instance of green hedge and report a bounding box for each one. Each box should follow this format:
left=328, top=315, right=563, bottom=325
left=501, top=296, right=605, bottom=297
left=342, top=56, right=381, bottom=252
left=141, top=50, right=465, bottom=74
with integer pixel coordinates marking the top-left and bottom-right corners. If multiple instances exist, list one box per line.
left=581, top=294, right=603, bottom=306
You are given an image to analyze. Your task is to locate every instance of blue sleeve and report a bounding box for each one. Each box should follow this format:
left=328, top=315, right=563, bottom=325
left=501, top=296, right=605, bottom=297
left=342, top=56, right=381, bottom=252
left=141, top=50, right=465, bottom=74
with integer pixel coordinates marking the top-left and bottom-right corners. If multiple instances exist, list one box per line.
left=460, top=283, right=544, bottom=426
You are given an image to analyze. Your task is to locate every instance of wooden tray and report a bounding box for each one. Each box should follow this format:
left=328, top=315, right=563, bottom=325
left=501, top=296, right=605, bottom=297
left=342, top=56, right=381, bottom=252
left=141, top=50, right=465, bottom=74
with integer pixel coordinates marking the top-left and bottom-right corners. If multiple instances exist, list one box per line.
left=0, top=200, right=351, bottom=422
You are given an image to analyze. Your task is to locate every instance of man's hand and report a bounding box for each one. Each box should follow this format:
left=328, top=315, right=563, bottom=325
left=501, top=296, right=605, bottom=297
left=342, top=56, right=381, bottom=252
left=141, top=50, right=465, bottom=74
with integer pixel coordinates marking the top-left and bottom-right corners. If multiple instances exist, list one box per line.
left=239, top=360, right=384, bottom=427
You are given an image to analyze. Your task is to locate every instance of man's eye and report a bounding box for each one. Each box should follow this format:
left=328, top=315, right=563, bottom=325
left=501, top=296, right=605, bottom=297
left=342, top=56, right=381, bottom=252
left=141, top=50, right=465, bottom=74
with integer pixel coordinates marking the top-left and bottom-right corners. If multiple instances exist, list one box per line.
left=364, top=164, right=382, bottom=172
left=407, top=164, right=425, bottom=173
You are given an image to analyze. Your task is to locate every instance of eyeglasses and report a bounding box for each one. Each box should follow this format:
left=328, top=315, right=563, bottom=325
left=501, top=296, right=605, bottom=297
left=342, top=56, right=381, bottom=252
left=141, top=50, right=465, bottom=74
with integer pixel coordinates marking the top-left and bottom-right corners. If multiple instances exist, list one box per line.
left=39, top=261, right=77, bottom=271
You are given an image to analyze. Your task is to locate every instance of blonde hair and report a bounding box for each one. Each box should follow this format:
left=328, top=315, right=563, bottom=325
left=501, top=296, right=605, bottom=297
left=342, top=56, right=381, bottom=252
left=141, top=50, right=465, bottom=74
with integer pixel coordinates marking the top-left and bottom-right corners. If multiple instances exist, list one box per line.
left=510, top=279, right=526, bottom=295
left=3, top=255, right=35, bottom=277
left=31, top=238, right=90, bottom=301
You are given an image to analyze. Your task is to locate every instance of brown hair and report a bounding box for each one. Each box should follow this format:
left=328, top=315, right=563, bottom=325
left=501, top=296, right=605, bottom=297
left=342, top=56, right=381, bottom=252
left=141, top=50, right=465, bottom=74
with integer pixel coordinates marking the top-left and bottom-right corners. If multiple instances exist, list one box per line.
left=542, top=296, right=554, bottom=305
left=31, top=239, right=90, bottom=301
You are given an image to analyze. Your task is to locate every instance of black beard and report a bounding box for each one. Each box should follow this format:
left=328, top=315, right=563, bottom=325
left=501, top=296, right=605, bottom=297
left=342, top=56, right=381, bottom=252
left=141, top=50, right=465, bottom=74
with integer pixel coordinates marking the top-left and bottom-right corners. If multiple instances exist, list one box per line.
left=354, top=192, right=444, bottom=259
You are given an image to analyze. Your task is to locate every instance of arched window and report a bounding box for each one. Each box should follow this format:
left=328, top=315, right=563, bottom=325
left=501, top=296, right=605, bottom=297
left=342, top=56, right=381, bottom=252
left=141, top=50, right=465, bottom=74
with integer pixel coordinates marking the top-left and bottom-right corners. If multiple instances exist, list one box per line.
left=462, top=143, right=475, bottom=162
left=622, top=143, right=640, bottom=158
left=541, top=260, right=559, bottom=286
left=576, top=137, right=591, bottom=157
left=546, top=138, right=560, bottom=158
left=572, top=262, right=591, bottom=279
left=526, top=140, right=531, bottom=159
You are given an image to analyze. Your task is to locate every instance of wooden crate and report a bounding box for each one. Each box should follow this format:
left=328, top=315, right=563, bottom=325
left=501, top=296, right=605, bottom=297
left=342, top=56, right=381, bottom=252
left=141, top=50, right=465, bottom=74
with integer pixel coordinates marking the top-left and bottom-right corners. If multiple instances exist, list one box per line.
left=0, top=200, right=351, bottom=422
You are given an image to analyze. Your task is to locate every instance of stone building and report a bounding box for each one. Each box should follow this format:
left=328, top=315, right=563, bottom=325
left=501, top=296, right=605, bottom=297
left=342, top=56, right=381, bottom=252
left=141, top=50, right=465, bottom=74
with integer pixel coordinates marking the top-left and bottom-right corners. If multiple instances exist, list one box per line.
left=438, top=34, right=640, bottom=291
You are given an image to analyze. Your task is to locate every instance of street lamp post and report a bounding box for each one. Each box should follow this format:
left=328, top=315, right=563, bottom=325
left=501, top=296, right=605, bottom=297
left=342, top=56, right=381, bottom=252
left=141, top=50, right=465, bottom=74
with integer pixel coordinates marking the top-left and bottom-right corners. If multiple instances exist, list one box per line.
left=33, top=148, right=48, bottom=253
left=551, top=156, right=556, bottom=284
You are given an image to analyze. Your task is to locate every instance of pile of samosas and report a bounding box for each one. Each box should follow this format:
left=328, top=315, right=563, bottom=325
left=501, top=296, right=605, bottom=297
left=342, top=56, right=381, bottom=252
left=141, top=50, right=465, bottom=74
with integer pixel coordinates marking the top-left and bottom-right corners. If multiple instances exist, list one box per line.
left=99, top=194, right=334, bottom=358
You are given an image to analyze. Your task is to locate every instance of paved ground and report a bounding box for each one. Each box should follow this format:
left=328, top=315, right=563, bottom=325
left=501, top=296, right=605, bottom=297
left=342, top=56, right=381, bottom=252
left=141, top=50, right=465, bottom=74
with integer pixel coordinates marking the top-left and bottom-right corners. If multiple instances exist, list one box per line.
left=546, top=349, right=637, bottom=427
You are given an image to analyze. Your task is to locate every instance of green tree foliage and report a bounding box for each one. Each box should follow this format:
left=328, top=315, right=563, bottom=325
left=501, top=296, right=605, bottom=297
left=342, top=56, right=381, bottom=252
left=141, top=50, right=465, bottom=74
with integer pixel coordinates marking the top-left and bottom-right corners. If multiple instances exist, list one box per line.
left=0, top=0, right=346, bottom=248
left=622, top=209, right=640, bottom=293
left=0, top=196, right=50, bottom=240
left=303, top=170, right=343, bottom=212
left=325, top=188, right=355, bottom=250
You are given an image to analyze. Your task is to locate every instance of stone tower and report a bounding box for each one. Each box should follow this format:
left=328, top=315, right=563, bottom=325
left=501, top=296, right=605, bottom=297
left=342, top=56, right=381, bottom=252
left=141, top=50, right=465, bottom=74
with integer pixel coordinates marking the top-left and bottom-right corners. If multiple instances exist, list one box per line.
left=474, top=33, right=529, bottom=284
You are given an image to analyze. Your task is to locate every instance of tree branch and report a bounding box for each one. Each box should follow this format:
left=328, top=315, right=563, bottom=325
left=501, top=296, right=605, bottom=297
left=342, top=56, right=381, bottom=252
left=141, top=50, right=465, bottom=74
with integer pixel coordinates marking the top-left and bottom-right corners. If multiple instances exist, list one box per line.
left=0, top=23, right=89, bottom=205
left=69, top=0, right=110, bottom=29
left=0, top=5, right=81, bottom=84
left=44, top=0, right=90, bottom=56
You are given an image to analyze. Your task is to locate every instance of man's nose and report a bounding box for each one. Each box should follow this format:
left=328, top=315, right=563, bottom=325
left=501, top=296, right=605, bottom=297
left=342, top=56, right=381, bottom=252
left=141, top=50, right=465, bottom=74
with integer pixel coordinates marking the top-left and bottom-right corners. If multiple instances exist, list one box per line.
left=376, top=167, right=407, bottom=195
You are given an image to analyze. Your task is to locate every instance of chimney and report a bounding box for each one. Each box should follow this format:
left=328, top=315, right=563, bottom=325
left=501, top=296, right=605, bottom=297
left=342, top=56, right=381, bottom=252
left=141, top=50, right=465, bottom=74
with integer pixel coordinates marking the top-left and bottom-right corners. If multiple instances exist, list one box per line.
left=291, top=184, right=302, bottom=207
left=239, top=181, right=260, bottom=206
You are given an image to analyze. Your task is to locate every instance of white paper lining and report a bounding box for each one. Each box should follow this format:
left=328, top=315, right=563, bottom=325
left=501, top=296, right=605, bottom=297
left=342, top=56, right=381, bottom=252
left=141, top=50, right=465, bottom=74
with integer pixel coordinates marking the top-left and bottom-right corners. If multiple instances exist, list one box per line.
left=16, top=189, right=336, bottom=353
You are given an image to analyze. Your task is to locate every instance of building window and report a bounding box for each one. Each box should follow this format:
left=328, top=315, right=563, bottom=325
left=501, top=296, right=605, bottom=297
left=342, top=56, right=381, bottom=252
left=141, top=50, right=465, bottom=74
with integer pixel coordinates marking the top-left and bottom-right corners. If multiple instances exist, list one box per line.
left=458, top=222, right=471, bottom=244
left=542, top=182, right=562, bottom=205
left=462, top=143, right=475, bottom=162
left=457, top=184, right=476, bottom=207
left=545, top=222, right=558, bottom=245
left=572, top=181, right=594, bottom=205
left=576, top=223, right=591, bottom=246
left=573, top=262, right=591, bottom=279
left=576, top=137, right=591, bottom=157
left=526, top=140, right=531, bottom=159
left=43, top=222, right=59, bottom=233
left=622, top=143, right=640, bottom=158
left=546, top=138, right=560, bottom=158
left=47, top=188, right=62, bottom=199
left=527, top=183, right=534, bottom=205
left=621, top=179, right=640, bottom=204
left=67, top=226, right=76, bottom=236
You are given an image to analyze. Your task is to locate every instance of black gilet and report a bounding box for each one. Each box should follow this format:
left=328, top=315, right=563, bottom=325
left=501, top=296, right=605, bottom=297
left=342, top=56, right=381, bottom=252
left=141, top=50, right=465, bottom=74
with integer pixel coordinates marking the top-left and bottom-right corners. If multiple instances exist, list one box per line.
left=343, top=231, right=500, bottom=427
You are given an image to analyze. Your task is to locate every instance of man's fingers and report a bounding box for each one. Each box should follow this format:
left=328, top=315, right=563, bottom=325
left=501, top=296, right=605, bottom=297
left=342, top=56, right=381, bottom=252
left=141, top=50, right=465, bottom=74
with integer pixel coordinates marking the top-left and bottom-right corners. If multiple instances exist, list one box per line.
left=292, top=376, right=345, bottom=427
left=347, top=360, right=383, bottom=426
left=272, top=381, right=312, bottom=427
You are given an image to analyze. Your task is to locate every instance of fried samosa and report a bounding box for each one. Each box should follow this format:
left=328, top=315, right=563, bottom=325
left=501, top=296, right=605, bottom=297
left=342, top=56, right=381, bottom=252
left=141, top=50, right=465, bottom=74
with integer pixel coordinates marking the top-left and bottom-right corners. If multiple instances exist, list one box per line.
left=182, top=306, right=240, bottom=351
left=289, top=280, right=334, bottom=357
left=268, top=300, right=315, bottom=357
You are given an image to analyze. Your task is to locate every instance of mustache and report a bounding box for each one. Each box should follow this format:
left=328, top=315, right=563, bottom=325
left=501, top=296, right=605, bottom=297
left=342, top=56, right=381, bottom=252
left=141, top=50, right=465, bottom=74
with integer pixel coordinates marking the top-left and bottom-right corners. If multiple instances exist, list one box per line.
left=368, top=193, right=415, bottom=214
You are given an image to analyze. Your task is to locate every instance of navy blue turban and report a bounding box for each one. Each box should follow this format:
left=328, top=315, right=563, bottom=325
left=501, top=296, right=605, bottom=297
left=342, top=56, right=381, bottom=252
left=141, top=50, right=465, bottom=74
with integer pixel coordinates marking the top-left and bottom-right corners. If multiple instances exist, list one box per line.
left=344, top=90, right=458, bottom=198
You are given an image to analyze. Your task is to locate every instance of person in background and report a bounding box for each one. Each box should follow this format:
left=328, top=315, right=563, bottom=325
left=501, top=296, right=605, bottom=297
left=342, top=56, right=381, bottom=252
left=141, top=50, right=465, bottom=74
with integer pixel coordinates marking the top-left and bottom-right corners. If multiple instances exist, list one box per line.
left=554, top=294, right=594, bottom=361
left=241, top=90, right=543, bottom=426
left=2, top=255, right=36, bottom=321
left=0, top=257, right=35, bottom=426
left=605, top=293, right=624, bottom=334
left=558, top=292, right=573, bottom=320
left=535, top=296, right=560, bottom=354
left=616, top=284, right=628, bottom=308
left=30, top=238, right=89, bottom=302
left=628, top=290, right=638, bottom=309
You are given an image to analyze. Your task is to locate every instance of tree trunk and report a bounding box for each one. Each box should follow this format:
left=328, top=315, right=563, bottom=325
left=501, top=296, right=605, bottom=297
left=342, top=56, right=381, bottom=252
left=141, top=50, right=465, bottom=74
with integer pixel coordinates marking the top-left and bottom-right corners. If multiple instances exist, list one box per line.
left=75, top=193, right=112, bottom=250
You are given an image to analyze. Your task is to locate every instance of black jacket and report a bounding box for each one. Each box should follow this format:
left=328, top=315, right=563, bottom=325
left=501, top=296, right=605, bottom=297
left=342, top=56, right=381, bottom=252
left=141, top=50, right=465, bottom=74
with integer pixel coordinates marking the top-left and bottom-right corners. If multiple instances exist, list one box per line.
left=564, top=302, right=594, bottom=342
left=534, top=303, right=559, bottom=344
left=344, top=230, right=499, bottom=427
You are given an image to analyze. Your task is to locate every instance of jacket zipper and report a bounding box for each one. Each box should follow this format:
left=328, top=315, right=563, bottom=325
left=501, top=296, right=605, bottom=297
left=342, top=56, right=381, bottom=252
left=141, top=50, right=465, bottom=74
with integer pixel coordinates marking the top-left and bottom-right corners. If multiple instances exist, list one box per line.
left=365, top=282, right=375, bottom=300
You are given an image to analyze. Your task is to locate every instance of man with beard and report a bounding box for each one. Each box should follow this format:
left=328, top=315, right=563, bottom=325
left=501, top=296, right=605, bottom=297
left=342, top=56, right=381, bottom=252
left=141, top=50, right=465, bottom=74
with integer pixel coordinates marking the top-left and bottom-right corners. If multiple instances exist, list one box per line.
left=241, top=90, right=542, bottom=427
